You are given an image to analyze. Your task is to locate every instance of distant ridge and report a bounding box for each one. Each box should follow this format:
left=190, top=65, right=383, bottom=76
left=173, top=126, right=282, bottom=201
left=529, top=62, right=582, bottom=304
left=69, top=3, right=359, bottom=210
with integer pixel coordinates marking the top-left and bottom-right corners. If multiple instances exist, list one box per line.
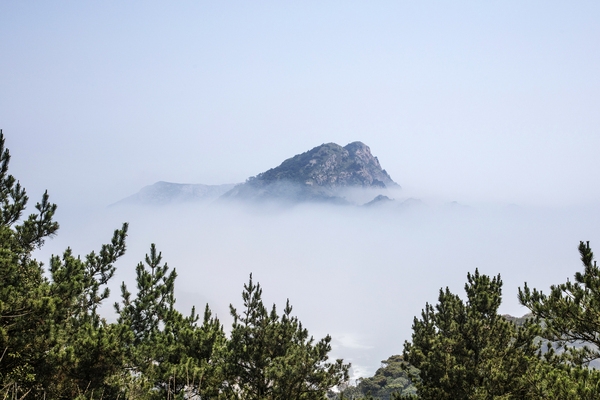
left=112, top=181, right=236, bottom=206
left=222, top=141, right=398, bottom=203
left=113, top=141, right=399, bottom=206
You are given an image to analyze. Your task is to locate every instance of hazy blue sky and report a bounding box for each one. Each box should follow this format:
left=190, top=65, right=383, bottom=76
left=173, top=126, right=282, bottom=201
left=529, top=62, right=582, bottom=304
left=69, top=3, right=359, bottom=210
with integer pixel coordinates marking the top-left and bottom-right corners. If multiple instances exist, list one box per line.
left=2, top=1, right=600, bottom=379
left=2, top=1, right=599, bottom=207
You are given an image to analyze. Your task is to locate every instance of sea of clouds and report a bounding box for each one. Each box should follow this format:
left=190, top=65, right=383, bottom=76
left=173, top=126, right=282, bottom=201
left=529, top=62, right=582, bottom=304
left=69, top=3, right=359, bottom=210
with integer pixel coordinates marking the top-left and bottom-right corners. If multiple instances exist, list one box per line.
left=34, top=189, right=600, bottom=380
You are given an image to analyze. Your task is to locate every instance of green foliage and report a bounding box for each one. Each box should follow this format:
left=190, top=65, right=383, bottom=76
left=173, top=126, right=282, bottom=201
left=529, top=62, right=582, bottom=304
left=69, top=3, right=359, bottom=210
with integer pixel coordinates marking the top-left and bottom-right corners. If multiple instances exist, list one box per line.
left=333, top=355, right=416, bottom=400
left=518, top=241, right=600, bottom=398
left=519, top=241, right=600, bottom=364
left=115, top=244, right=225, bottom=399
left=40, top=225, right=128, bottom=398
left=0, top=129, right=57, bottom=396
left=223, top=274, right=350, bottom=399
left=354, top=355, right=416, bottom=399
left=517, top=354, right=600, bottom=399
left=0, top=129, right=128, bottom=398
left=403, top=269, right=540, bottom=399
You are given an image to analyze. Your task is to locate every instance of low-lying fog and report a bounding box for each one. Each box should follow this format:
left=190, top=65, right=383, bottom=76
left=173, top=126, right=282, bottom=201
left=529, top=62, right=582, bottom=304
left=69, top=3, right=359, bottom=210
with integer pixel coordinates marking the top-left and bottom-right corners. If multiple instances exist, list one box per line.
left=34, top=189, right=600, bottom=380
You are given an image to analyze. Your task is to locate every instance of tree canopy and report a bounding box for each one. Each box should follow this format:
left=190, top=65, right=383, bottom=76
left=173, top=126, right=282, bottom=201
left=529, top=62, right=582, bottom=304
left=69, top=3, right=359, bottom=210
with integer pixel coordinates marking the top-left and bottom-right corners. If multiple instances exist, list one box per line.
left=518, top=241, right=600, bottom=398
left=224, top=274, right=350, bottom=399
left=520, top=241, right=600, bottom=364
left=402, top=269, right=539, bottom=399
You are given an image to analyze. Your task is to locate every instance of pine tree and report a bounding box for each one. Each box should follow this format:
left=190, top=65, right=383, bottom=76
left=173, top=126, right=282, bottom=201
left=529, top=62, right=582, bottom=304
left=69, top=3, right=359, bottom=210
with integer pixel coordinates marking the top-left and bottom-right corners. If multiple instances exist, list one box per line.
left=518, top=241, right=600, bottom=398
left=520, top=241, right=600, bottom=364
left=41, top=225, right=128, bottom=398
left=403, top=269, right=539, bottom=399
left=0, top=130, right=58, bottom=397
left=223, top=274, right=350, bottom=400
left=0, top=130, right=128, bottom=398
left=116, top=243, right=225, bottom=399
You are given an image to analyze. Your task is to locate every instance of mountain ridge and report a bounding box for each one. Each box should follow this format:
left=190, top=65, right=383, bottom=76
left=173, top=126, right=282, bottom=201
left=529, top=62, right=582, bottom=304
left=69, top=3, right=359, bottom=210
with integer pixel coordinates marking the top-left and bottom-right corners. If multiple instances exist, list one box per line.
left=254, top=141, right=396, bottom=188
left=112, top=182, right=236, bottom=206
left=113, top=141, right=399, bottom=206
left=222, top=141, right=398, bottom=203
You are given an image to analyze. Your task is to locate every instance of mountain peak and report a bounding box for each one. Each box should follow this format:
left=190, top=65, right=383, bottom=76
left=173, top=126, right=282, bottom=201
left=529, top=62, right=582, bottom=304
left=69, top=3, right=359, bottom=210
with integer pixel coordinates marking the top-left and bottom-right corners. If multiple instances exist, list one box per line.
left=223, top=141, right=398, bottom=203
left=254, top=141, right=396, bottom=188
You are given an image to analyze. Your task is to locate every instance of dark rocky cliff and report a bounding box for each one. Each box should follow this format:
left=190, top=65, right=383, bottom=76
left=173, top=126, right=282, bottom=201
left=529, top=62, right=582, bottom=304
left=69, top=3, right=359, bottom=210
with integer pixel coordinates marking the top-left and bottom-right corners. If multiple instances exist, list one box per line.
left=223, top=142, right=398, bottom=203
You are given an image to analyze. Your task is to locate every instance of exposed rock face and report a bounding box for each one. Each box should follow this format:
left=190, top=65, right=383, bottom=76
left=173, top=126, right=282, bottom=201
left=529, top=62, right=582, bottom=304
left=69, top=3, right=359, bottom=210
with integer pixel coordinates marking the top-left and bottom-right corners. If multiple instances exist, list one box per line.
left=222, top=142, right=398, bottom=203
left=256, top=142, right=396, bottom=188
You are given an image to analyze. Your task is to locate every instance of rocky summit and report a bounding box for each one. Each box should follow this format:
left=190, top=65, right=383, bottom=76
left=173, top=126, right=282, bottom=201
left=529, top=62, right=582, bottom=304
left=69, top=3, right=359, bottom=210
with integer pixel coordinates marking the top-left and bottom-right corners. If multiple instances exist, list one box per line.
left=222, top=141, right=399, bottom=203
